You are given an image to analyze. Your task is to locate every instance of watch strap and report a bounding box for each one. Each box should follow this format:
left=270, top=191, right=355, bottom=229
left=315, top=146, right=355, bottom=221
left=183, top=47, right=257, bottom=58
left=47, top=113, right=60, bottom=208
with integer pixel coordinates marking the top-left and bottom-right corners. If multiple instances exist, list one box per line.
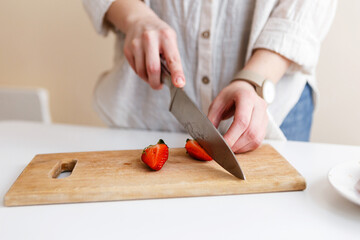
left=232, top=70, right=266, bottom=88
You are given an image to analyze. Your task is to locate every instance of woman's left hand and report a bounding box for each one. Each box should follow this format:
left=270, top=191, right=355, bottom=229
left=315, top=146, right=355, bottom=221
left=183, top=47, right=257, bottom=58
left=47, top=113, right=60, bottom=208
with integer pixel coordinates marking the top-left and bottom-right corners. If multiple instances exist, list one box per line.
left=207, top=80, right=268, bottom=153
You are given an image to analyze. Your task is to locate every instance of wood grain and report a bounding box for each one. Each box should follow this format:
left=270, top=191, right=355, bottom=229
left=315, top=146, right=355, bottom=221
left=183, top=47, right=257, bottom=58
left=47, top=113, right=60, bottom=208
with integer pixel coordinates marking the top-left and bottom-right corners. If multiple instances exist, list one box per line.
left=4, top=144, right=306, bottom=206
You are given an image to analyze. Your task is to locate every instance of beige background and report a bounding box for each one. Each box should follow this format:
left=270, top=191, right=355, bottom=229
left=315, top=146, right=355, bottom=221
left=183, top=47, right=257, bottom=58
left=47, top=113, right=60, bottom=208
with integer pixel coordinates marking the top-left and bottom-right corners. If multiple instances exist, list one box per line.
left=0, top=1, right=359, bottom=145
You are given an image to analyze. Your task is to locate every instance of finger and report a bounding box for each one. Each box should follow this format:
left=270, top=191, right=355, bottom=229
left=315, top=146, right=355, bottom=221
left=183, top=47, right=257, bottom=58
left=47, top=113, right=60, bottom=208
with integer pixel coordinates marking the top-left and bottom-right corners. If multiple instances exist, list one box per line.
left=143, top=32, right=161, bottom=90
left=220, top=104, right=235, bottom=120
left=160, top=30, right=185, bottom=88
left=131, top=39, right=148, bottom=82
left=233, top=101, right=268, bottom=153
left=208, top=101, right=235, bottom=128
left=234, top=121, right=266, bottom=153
left=124, top=47, right=136, bottom=72
left=234, top=141, right=257, bottom=153
left=223, top=94, right=254, bottom=148
left=207, top=94, right=228, bottom=128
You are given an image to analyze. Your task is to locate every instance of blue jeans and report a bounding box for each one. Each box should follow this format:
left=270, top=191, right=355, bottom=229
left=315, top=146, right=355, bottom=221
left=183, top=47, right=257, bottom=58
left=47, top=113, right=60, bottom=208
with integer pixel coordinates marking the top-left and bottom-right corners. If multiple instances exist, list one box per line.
left=280, top=83, right=314, bottom=141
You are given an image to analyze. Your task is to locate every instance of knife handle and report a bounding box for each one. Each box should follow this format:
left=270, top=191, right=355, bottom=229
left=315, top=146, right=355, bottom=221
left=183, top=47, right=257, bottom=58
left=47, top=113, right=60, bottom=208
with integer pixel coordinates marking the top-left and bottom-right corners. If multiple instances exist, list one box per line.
left=160, top=57, right=172, bottom=88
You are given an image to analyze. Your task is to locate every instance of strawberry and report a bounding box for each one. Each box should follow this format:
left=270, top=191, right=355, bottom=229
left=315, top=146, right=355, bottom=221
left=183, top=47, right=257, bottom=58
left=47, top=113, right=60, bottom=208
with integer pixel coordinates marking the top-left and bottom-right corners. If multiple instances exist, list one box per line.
left=141, top=139, right=169, bottom=170
left=185, top=139, right=212, bottom=161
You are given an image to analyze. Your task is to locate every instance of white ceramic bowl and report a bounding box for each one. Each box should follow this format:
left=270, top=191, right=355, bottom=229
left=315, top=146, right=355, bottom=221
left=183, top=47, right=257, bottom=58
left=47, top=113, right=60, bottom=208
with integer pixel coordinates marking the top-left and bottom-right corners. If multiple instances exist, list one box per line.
left=328, top=160, right=360, bottom=206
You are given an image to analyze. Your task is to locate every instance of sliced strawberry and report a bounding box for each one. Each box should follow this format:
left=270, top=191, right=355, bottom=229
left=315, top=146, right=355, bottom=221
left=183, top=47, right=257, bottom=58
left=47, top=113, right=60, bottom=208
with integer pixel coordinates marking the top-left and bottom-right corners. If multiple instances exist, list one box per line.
left=141, top=139, right=169, bottom=170
left=185, top=139, right=212, bottom=161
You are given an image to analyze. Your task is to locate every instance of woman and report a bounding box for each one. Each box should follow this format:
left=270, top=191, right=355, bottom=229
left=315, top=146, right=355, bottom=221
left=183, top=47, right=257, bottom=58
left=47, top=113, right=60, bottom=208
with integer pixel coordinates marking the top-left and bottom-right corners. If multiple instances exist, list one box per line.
left=83, top=0, right=336, bottom=153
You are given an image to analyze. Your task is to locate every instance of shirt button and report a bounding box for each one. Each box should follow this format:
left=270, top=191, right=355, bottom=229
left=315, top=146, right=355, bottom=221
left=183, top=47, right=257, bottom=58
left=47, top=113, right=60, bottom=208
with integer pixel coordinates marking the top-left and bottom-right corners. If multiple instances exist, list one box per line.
left=202, top=76, right=210, bottom=84
left=201, top=30, right=210, bottom=39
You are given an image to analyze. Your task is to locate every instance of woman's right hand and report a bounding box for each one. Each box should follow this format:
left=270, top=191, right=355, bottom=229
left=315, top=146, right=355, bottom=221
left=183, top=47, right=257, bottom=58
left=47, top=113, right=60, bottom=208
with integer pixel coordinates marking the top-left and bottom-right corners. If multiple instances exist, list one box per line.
left=123, top=15, right=186, bottom=89
left=106, top=0, right=185, bottom=89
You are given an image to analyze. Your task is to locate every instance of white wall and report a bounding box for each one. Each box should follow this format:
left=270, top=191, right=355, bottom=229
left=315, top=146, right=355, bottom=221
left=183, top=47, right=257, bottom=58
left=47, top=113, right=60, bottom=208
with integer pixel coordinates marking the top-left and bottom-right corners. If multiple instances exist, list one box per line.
left=0, top=0, right=113, bottom=126
left=311, top=0, right=360, bottom=145
left=0, top=1, right=359, bottom=145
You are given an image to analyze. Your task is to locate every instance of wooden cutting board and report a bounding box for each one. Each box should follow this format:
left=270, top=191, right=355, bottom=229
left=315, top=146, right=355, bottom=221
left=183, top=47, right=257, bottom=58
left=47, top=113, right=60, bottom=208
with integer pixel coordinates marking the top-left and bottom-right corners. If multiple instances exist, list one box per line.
left=4, top=144, right=306, bottom=206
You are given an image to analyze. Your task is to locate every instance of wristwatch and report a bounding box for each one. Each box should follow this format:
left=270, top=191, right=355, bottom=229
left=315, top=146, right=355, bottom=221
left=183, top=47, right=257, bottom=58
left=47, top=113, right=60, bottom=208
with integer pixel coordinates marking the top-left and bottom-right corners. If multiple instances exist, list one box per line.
left=232, top=70, right=276, bottom=104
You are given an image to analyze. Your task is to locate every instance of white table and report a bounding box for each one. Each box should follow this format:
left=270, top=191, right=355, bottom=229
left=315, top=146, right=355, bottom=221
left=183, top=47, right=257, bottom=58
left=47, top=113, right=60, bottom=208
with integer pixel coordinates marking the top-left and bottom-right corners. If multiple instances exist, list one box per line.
left=0, top=121, right=359, bottom=240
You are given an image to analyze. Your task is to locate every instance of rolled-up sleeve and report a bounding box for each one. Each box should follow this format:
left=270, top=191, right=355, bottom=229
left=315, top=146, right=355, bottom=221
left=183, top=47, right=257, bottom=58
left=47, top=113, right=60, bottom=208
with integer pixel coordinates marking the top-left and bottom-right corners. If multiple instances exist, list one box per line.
left=82, top=0, right=115, bottom=36
left=253, top=0, right=337, bottom=73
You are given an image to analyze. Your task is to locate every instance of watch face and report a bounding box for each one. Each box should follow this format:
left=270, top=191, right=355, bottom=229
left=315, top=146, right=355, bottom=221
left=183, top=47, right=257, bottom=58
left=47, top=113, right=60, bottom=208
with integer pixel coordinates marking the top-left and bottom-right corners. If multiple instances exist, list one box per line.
left=262, top=80, right=276, bottom=104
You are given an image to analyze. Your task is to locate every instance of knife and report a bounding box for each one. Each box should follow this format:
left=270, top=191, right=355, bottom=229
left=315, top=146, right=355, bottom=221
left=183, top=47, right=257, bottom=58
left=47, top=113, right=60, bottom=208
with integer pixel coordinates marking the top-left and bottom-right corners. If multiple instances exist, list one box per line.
left=160, top=59, right=245, bottom=179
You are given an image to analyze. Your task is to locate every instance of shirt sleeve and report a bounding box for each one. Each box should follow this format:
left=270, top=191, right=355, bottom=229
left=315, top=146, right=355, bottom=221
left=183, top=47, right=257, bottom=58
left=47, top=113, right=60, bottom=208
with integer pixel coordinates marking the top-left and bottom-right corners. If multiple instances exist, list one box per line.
left=253, top=0, right=337, bottom=73
left=82, top=0, right=116, bottom=36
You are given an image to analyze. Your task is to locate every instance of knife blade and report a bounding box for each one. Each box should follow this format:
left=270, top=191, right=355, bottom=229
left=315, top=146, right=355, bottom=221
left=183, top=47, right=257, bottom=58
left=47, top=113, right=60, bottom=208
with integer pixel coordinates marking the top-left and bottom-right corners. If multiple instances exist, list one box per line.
left=161, top=60, right=245, bottom=179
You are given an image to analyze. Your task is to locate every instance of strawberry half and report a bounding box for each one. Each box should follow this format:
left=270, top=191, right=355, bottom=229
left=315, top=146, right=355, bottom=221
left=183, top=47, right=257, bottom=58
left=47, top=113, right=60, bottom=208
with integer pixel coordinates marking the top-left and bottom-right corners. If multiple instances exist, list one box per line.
left=141, top=139, right=169, bottom=170
left=185, top=139, right=212, bottom=161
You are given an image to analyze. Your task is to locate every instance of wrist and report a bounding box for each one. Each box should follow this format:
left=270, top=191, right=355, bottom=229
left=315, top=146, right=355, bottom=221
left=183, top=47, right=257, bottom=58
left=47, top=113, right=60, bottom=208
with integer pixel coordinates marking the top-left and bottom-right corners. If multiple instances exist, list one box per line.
left=231, top=69, right=276, bottom=104
left=106, top=0, right=158, bottom=34
left=229, top=80, right=256, bottom=92
left=123, top=12, right=157, bottom=33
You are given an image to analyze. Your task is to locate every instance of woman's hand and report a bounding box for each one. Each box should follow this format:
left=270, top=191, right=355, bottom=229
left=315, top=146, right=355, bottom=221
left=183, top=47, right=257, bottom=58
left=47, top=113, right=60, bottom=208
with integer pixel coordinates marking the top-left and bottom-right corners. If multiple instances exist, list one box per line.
left=208, top=49, right=291, bottom=153
left=106, top=0, right=185, bottom=89
left=123, top=16, right=185, bottom=89
left=207, top=81, right=268, bottom=153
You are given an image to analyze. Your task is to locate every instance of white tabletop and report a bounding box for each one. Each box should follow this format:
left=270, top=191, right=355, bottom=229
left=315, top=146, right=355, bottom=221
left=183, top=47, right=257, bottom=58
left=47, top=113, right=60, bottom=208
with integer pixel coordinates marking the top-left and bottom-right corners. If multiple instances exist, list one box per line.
left=0, top=121, right=359, bottom=240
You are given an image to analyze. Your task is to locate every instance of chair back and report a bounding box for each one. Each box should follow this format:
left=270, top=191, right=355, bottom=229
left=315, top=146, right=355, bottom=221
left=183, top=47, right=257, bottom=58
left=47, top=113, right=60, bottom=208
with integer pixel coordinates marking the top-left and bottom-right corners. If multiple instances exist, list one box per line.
left=0, top=87, right=51, bottom=123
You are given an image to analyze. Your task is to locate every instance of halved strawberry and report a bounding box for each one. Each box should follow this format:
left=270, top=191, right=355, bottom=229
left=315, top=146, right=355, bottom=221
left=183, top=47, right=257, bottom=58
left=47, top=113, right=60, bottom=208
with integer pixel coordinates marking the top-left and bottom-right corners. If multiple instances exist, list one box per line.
left=141, top=139, right=169, bottom=170
left=185, top=139, right=212, bottom=161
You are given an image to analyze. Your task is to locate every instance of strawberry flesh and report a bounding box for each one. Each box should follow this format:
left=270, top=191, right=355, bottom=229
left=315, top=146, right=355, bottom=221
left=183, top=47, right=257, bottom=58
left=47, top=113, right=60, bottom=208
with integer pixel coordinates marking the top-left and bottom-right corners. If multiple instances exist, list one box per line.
left=185, top=139, right=212, bottom=161
left=141, top=139, right=169, bottom=170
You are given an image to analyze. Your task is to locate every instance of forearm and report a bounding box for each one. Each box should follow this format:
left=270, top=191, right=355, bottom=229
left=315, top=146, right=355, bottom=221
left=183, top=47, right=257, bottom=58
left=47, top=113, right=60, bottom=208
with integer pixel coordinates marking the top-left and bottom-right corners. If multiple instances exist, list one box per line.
left=242, top=49, right=292, bottom=84
left=105, top=0, right=158, bottom=33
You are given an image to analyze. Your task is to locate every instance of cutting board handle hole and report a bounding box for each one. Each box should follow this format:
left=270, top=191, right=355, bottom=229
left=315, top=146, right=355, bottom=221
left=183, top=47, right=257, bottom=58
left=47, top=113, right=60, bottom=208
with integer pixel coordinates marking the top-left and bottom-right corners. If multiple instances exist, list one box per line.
left=51, top=159, right=77, bottom=179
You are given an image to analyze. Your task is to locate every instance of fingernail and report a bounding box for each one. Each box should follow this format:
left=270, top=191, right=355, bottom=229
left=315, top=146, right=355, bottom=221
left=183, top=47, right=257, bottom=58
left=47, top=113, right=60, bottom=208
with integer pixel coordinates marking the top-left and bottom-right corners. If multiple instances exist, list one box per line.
left=176, top=77, right=184, bottom=86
